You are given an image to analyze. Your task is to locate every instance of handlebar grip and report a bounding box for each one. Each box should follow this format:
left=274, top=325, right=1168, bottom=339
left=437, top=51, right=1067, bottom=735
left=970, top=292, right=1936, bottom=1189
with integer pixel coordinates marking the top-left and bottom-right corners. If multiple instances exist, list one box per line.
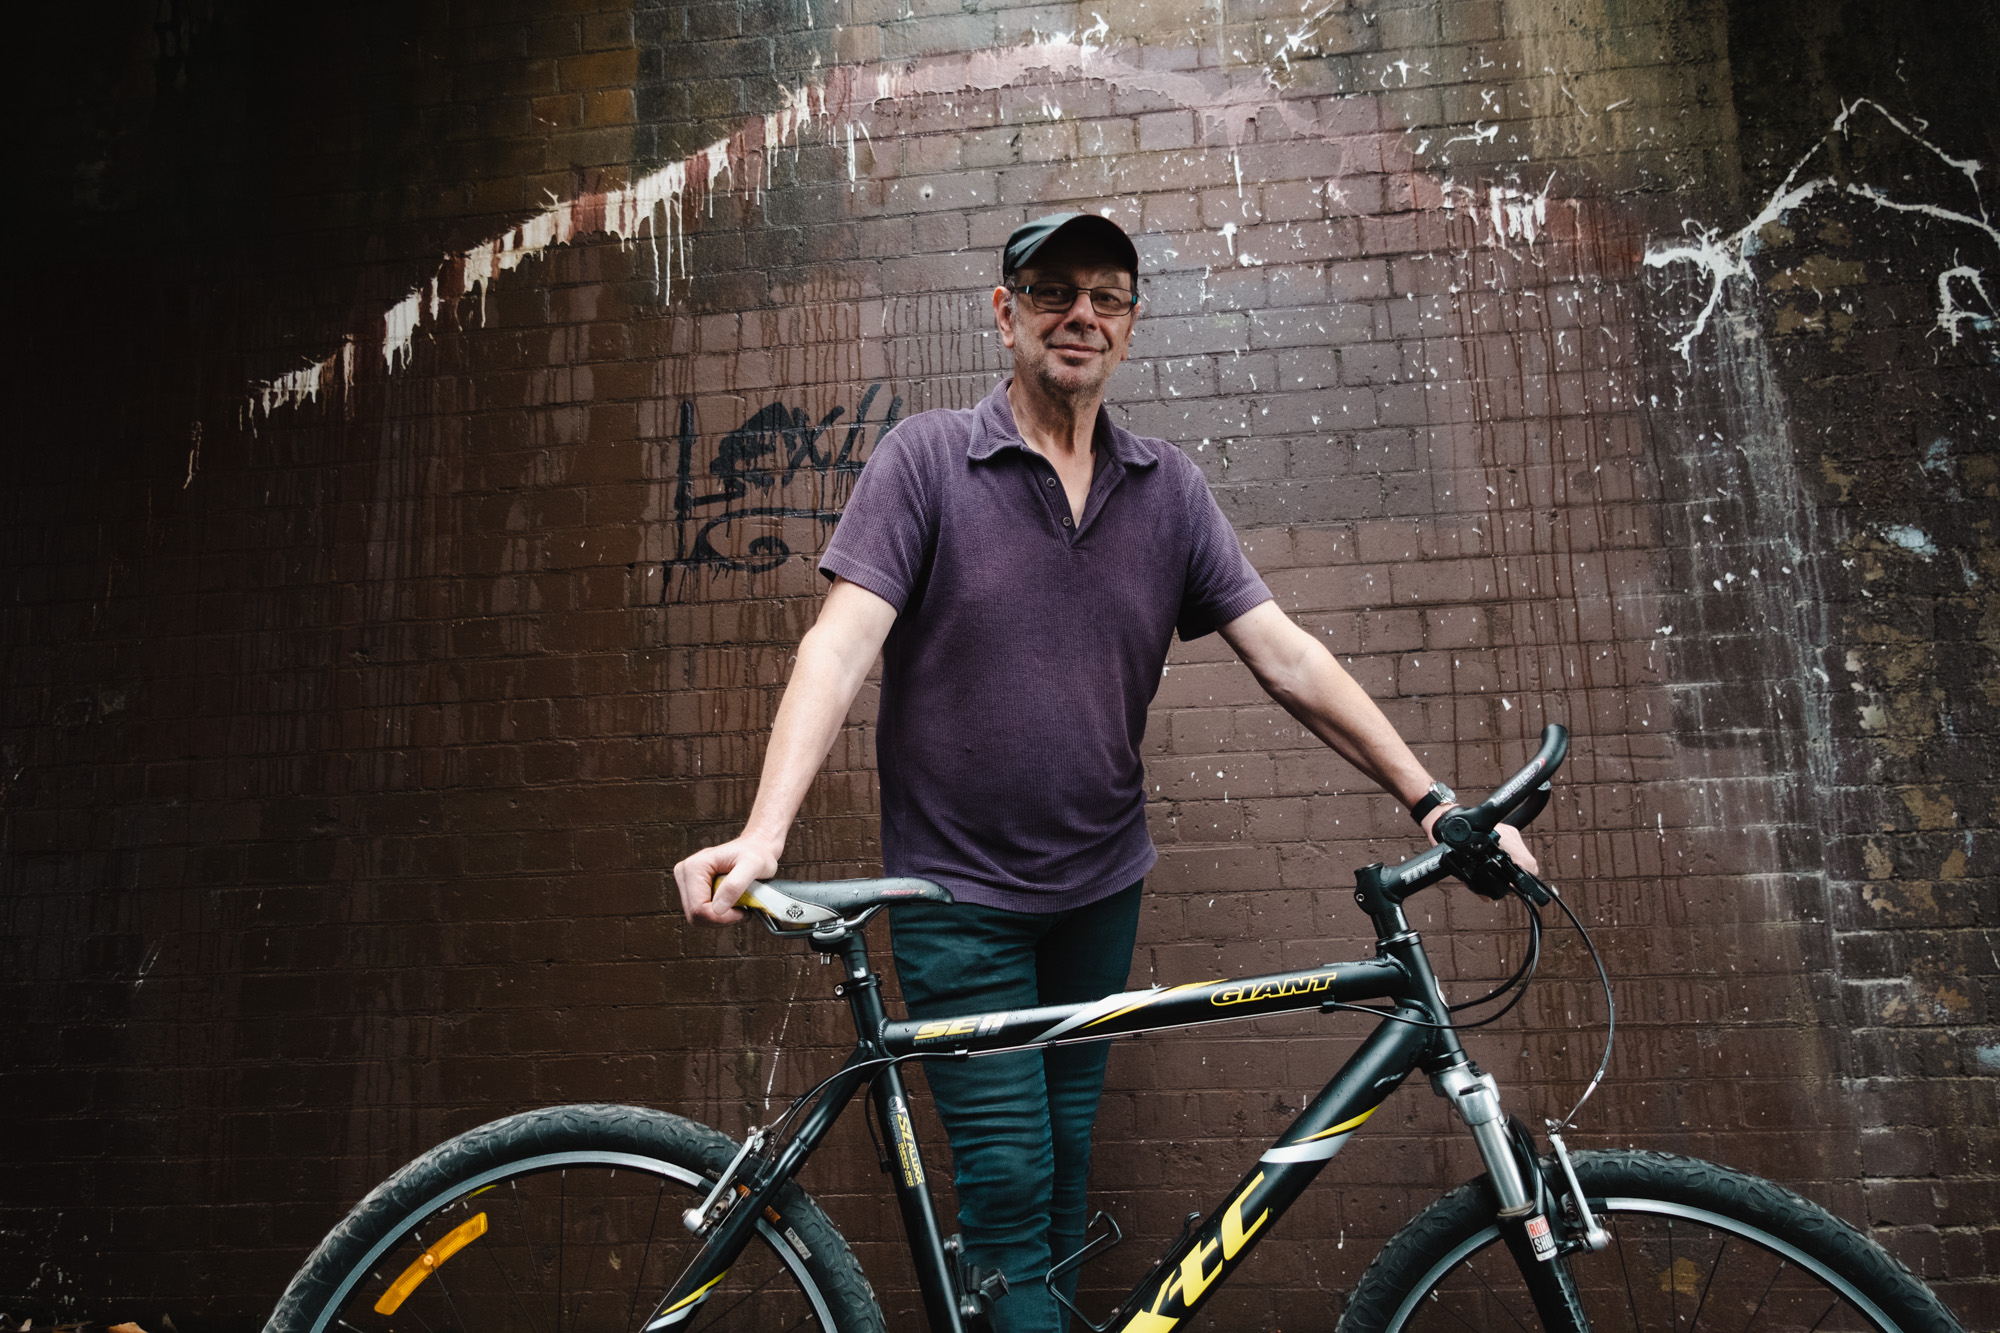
left=1437, top=724, right=1568, bottom=845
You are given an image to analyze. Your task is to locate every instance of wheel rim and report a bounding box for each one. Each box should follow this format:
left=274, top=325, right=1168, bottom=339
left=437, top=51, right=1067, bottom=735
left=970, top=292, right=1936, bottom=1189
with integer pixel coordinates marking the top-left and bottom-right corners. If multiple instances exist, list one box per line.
left=1385, top=1196, right=1905, bottom=1332
left=308, top=1151, right=839, bottom=1333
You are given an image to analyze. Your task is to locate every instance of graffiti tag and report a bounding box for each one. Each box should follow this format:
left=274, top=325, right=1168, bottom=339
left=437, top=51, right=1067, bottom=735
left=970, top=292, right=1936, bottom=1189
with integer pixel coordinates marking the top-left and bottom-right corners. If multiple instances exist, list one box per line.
left=665, top=383, right=901, bottom=596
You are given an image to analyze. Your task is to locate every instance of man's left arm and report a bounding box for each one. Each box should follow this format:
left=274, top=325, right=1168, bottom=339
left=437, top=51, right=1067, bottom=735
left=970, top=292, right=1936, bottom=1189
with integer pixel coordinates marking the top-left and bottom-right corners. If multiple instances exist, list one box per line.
left=1218, top=600, right=1539, bottom=873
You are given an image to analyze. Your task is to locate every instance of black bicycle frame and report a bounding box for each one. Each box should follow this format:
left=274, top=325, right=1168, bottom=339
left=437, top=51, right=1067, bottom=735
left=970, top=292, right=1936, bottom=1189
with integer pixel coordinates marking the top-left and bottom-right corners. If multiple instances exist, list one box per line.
left=642, top=925, right=1474, bottom=1333
left=647, top=726, right=1577, bottom=1333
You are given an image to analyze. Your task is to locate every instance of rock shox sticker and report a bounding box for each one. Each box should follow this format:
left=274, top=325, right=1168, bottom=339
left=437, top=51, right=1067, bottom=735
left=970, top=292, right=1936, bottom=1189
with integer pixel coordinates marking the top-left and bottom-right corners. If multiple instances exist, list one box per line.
left=889, top=1095, right=925, bottom=1187
left=1525, top=1213, right=1557, bottom=1261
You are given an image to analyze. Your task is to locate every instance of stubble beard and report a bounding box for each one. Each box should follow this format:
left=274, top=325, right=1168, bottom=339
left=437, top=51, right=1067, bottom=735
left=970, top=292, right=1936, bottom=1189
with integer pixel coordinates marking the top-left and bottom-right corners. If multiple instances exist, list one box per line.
left=1018, top=326, right=1114, bottom=411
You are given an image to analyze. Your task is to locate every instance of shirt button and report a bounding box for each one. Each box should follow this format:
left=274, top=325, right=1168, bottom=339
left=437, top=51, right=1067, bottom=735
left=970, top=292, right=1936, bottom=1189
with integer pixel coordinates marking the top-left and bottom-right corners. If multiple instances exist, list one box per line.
left=1062, top=516, right=1073, bottom=527
left=1044, top=476, right=1056, bottom=487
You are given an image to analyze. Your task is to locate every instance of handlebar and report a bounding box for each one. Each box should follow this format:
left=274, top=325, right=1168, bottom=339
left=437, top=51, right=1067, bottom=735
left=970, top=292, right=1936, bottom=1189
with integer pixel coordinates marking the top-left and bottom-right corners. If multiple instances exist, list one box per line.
left=1354, top=725, right=1568, bottom=924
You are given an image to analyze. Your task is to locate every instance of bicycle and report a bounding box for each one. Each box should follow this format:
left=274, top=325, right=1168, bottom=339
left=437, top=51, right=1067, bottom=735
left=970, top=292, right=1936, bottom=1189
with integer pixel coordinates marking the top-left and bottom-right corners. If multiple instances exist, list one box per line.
left=265, top=724, right=1965, bottom=1332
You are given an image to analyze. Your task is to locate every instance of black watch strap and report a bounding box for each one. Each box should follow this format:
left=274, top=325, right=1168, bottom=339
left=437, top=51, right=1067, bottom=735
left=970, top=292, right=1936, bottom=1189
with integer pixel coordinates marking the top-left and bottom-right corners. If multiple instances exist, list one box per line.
left=1410, top=781, right=1456, bottom=826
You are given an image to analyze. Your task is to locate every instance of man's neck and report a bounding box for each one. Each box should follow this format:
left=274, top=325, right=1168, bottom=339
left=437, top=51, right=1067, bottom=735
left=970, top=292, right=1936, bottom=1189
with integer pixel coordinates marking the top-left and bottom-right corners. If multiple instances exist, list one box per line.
left=1007, top=376, right=1101, bottom=462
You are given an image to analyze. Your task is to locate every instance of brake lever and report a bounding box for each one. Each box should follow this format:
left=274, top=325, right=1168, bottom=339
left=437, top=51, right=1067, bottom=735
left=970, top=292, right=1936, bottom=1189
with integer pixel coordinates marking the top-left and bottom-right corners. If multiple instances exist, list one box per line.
left=1511, top=868, right=1553, bottom=907
left=1443, top=831, right=1552, bottom=906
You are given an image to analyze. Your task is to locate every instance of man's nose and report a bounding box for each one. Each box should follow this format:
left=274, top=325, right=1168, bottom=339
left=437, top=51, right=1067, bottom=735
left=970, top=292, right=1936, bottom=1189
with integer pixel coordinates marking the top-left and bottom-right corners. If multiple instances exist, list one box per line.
left=1058, top=290, right=1100, bottom=323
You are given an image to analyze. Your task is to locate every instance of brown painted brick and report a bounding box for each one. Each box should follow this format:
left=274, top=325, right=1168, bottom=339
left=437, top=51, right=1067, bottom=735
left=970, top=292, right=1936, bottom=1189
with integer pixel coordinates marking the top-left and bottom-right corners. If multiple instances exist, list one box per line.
left=7, top=0, right=1999, bottom=1321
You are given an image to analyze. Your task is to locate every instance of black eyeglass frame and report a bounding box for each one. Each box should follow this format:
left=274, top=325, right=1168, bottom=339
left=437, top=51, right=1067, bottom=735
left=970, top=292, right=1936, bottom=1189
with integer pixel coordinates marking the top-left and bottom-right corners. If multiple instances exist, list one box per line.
left=1006, top=281, right=1139, bottom=317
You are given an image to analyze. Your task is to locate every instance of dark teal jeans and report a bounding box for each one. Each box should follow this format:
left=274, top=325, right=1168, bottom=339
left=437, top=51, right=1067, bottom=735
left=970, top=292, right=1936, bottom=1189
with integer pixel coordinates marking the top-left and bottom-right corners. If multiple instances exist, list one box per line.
left=890, top=882, right=1143, bottom=1333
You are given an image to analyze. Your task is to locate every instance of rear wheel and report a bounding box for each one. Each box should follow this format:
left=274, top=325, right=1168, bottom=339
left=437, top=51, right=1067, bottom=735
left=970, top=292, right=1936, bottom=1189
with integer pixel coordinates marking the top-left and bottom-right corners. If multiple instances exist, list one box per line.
left=265, top=1104, right=886, bottom=1333
left=1340, top=1149, right=1963, bottom=1332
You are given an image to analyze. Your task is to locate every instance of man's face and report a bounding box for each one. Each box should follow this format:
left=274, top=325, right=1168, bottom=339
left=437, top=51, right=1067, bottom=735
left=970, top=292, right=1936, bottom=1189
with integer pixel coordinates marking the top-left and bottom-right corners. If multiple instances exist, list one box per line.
left=993, top=238, right=1138, bottom=409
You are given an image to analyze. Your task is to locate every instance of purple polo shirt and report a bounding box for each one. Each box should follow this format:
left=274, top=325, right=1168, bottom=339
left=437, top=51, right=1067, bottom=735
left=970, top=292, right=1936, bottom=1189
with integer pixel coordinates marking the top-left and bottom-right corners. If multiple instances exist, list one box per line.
left=818, top=379, right=1272, bottom=913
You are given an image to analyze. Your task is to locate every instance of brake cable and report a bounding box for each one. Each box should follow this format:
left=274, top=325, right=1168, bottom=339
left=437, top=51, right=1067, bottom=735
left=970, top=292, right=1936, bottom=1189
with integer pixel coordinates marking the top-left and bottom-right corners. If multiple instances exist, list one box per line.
left=1544, top=882, right=1616, bottom=1133
left=1319, top=893, right=1545, bottom=1032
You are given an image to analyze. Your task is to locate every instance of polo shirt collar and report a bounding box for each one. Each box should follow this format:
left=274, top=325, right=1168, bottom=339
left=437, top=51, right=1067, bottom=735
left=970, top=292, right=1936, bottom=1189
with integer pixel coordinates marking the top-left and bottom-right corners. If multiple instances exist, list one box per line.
left=968, top=377, right=1159, bottom=469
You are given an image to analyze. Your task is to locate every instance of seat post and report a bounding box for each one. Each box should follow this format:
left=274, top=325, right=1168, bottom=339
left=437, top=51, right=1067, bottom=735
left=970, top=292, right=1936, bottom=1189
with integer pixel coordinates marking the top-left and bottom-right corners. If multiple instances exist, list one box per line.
left=818, top=925, right=893, bottom=1047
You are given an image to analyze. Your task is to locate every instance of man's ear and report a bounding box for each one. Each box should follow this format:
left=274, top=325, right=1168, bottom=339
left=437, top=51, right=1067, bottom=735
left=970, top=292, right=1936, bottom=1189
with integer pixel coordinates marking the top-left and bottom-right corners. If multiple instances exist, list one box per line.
left=992, top=285, right=1017, bottom=349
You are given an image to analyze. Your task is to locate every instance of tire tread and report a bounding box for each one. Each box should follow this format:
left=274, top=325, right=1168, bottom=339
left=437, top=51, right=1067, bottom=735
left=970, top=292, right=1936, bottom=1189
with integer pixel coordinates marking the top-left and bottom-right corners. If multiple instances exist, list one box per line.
left=1337, top=1149, right=1964, bottom=1333
left=265, top=1104, right=885, bottom=1333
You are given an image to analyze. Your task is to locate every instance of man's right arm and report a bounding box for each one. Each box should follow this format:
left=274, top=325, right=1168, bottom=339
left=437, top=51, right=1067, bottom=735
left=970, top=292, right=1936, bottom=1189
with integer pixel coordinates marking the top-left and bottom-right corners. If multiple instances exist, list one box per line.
left=671, top=576, right=898, bottom=924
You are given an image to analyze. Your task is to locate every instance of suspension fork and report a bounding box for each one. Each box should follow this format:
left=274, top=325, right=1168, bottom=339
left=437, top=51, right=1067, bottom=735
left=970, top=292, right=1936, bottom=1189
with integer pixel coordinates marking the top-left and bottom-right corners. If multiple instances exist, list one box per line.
left=1379, top=928, right=1593, bottom=1332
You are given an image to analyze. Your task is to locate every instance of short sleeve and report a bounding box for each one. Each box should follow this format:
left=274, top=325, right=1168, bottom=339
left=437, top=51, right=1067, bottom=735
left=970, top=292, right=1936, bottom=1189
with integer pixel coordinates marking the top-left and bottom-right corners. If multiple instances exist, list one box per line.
left=1175, top=457, right=1273, bottom=640
left=818, top=424, right=935, bottom=612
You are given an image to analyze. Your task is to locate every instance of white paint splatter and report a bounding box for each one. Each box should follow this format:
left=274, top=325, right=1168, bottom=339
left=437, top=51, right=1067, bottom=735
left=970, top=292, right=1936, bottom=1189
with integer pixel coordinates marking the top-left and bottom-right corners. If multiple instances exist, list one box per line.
left=1935, top=265, right=1996, bottom=344
left=1879, top=524, right=1938, bottom=557
left=1646, top=98, right=1998, bottom=361
left=1443, top=120, right=1498, bottom=149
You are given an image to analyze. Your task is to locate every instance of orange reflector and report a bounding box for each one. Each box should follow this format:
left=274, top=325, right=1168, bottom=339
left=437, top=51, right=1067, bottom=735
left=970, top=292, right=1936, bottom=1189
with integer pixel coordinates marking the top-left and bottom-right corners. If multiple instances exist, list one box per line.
left=374, top=1212, right=489, bottom=1315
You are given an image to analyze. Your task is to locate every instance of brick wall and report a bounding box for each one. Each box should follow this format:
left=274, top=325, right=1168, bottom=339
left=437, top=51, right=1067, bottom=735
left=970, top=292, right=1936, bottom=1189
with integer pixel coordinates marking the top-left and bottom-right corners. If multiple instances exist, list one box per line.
left=3, top=0, right=1994, bottom=1326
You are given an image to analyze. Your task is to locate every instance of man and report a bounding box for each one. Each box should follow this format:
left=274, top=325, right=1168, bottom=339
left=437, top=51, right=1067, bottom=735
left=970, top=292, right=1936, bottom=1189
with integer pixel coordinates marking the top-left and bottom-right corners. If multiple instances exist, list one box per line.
left=673, top=211, right=1535, bottom=1332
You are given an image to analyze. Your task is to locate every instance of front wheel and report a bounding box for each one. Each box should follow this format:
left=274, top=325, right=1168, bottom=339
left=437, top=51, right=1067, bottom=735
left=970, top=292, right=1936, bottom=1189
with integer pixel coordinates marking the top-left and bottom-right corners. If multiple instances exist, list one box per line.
left=265, top=1103, right=886, bottom=1333
left=1339, top=1149, right=1963, bottom=1333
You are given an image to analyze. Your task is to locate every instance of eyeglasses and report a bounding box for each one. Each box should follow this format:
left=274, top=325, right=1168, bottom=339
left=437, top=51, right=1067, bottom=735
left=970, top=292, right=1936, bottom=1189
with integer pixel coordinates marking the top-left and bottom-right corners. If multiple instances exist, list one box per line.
left=1008, top=282, right=1138, bottom=317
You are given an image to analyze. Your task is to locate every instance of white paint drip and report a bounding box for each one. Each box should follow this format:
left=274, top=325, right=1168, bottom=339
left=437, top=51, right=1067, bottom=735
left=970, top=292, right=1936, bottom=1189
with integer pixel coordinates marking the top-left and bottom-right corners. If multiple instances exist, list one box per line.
left=1441, top=172, right=1556, bottom=250
left=248, top=335, right=352, bottom=419
left=383, top=291, right=421, bottom=370
left=704, top=135, right=733, bottom=209
left=1646, top=98, right=1998, bottom=361
left=246, top=22, right=1383, bottom=419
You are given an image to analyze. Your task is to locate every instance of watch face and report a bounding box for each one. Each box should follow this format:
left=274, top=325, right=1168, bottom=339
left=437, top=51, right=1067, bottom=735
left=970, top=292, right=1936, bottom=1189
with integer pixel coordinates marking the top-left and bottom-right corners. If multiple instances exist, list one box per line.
left=1432, top=782, right=1456, bottom=804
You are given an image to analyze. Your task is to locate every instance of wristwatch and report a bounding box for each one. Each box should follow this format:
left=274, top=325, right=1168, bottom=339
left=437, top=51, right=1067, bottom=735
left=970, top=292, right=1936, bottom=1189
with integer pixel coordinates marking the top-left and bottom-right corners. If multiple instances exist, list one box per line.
left=1409, top=780, right=1457, bottom=826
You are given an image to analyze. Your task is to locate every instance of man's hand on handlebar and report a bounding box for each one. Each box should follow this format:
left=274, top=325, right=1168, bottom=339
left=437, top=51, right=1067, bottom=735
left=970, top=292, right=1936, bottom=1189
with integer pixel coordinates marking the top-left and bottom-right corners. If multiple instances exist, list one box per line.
left=673, top=836, right=782, bottom=925
left=1423, top=804, right=1540, bottom=877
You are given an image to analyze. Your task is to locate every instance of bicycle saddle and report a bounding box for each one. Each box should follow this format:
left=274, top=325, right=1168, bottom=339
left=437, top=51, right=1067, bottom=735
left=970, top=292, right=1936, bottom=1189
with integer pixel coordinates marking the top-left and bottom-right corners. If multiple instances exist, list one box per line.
left=739, top=877, right=952, bottom=927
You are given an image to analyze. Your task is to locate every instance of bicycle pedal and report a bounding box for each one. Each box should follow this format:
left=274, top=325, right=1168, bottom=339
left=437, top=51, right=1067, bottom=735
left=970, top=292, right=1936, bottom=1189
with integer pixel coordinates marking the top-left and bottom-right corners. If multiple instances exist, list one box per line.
left=945, top=1234, right=1011, bottom=1324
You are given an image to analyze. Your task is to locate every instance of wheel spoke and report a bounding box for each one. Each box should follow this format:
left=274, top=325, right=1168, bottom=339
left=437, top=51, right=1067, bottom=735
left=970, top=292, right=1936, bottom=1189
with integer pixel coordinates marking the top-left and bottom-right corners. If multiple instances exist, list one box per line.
left=1688, top=1236, right=1726, bottom=1331
left=1612, top=1219, right=1644, bottom=1331
left=1738, top=1257, right=1788, bottom=1333
left=627, top=1177, right=669, bottom=1333
left=1668, top=1217, right=1680, bottom=1328
left=479, top=1203, right=546, bottom=1333
left=510, top=1176, right=557, bottom=1321
left=1417, top=1287, right=1491, bottom=1333
left=1465, top=1249, right=1535, bottom=1331
left=690, top=1254, right=813, bottom=1328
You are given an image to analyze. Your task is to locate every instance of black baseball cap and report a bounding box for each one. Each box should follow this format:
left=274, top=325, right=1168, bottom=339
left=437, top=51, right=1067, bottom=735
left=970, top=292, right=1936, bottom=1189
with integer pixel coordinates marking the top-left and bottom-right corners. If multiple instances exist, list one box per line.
left=1002, top=212, right=1139, bottom=282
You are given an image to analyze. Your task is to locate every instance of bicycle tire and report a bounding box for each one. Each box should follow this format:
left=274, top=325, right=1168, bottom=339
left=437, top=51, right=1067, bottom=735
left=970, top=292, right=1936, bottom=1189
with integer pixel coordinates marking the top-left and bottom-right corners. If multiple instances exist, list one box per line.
left=1338, top=1149, right=1964, bottom=1333
left=265, top=1103, right=887, bottom=1333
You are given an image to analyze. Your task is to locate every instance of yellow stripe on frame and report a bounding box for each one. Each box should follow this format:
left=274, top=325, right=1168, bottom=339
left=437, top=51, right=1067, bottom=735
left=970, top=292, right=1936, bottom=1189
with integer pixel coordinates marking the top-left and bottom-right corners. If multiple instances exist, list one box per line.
left=1083, top=982, right=1216, bottom=1029
left=1295, top=1105, right=1377, bottom=1145
left=374, top=1212, right=488, bottom=1315
left=661, top=1270, right=729, bottom=1314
